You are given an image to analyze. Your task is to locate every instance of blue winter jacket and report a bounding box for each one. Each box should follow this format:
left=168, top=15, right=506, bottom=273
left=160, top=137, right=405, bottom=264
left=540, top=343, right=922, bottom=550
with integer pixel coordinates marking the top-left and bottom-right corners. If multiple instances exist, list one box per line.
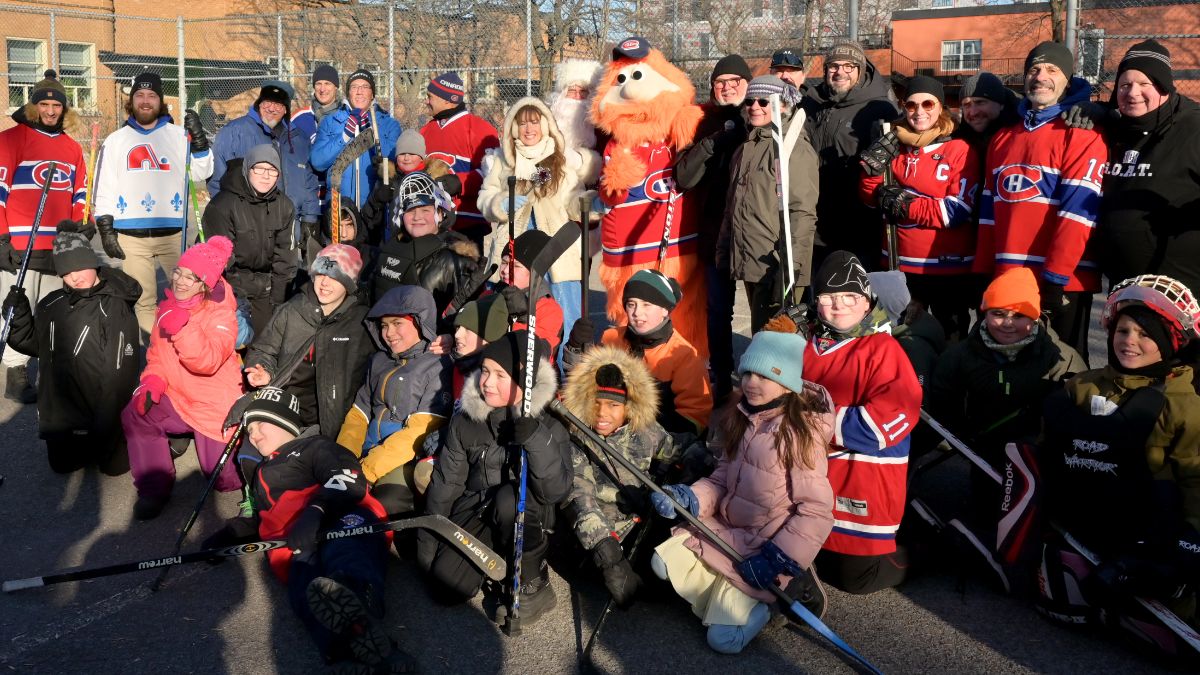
left=310, top=104, right=401, bottom=208
left=209, top=107, right=320, bottom=222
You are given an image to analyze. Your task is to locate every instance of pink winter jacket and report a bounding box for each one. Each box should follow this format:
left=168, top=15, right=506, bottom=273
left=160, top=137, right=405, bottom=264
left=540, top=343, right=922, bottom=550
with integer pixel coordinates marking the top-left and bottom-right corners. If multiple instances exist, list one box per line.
left=140, top=280, right=243, bottom=442
left=677, top=383, right=835, bottom=603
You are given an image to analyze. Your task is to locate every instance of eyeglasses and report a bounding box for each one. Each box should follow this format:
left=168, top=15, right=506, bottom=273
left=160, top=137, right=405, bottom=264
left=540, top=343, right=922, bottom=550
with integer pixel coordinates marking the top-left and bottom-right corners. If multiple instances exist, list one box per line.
left=348, top=83, right=373, bottom=92
left=817, top=293, right=865, bottom=308
left=742, top=98, right=771, bottom=108
left=826, top=62, right=859, bottom=73
left=171, top=268, right=201, bottom=286
left=250, top=166, right=280, bottom=178
left=904, top=99, right=939, bottom=113
left=713, top=76, right=745, bottom=88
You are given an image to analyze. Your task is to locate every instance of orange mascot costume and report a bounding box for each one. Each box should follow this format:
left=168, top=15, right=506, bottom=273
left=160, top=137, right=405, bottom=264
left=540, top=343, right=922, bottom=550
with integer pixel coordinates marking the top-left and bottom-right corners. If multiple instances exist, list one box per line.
left=591, top=37, right=707, bottom=357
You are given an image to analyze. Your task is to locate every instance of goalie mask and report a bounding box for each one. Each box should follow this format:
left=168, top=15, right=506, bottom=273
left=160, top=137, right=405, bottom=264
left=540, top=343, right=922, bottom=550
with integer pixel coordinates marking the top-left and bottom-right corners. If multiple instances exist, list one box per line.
left=1102, top=274, right=1200, bottom=351
left=398, top=171, right=454, bottom=222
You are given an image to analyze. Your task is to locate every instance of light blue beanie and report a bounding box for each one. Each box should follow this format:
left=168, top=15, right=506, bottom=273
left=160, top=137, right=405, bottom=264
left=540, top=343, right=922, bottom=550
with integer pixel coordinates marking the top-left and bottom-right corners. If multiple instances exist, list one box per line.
left=737, top=331, right=807, bottom=393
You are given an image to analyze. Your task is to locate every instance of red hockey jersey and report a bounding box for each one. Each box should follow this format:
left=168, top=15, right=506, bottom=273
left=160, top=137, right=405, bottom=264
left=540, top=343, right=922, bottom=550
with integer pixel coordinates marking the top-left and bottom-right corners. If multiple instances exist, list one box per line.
left=420, top=110, right=499, bottom=230
left=0, top=123, right=85, bottom=251
left=598, top=140, right=699, bottom=267
left=974, top=112, right=1107, bottom=292
left=860, top=138, right=980, bottom=275
left=803, top=330, right=921, bottom=556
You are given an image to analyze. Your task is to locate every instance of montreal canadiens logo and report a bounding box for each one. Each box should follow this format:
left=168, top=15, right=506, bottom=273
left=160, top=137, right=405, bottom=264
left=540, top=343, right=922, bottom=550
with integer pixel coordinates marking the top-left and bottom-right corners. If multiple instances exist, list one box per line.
left=995, top=165, right=1045, bottom=202
left=620, top=38, right=640, bottom=50
left=643, top=169, right=675, bottom=202
left=32, top=162, right=71, bottom=189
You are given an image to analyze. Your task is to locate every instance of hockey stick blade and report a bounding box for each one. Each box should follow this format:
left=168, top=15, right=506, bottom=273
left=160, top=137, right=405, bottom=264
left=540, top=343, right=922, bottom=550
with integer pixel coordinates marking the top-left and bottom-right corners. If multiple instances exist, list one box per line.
left=4, top=514, right=504, bottom=592
left=529, top=221, right=582, bottom=282
left=328, top=128, right=377, bottom=194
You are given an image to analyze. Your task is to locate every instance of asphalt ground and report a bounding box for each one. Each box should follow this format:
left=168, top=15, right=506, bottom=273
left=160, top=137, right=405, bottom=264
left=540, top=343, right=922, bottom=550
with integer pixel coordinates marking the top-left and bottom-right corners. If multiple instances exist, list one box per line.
left=0, top=269, right=1183, bottom=674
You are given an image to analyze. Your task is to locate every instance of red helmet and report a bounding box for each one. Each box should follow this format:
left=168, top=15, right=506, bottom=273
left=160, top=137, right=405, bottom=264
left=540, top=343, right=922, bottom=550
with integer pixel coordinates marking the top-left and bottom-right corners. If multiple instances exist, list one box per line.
left=1102, top=274, right=1200, bottom=351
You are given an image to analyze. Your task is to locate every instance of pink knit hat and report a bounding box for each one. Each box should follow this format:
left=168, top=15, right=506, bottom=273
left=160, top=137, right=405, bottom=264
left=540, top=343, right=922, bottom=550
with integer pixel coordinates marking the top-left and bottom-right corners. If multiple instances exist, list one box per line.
left=178, top=235, right=233, bottom=288
left=310, top=243, right=363, bottom=293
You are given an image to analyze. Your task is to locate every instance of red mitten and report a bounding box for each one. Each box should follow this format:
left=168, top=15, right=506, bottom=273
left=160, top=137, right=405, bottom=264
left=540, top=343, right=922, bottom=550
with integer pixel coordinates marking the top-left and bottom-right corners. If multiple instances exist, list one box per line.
left=159, top=306, right=190, bottom=336
left=137, top=375, right=167, bottom=415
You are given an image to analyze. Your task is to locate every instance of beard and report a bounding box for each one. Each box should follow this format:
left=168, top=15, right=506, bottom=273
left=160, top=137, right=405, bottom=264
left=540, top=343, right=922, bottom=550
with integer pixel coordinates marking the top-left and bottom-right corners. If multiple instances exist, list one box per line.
left=549, top=95, right=595, bottom=150
left=133, top=106, right=159, bottom=125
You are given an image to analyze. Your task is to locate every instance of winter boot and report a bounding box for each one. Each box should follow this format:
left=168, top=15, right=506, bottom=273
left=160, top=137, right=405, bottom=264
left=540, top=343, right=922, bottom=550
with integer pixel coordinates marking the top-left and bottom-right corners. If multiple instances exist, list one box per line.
left=495, top=561, right=557, bottom=627
left=168, top=436, right=190, bottom=459
left=133, top=493, right=169, bottom=521
left=4, top=365, right=35, bottom=404
left=307, top=576, right=393, bottom=668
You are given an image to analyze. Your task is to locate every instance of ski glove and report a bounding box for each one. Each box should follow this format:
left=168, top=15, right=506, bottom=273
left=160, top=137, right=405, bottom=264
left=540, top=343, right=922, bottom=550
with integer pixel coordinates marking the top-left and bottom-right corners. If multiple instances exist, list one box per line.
left=286, top=504, right=326, bottom=557
left=736, top=540, right=804, bottom=590
left=2, top=285, right=29, bottom=319
left=616, top=484, right=652, bottom=516
left=876, top=185, right=914, bottom=221
left=566, top=317, right=595, bottom=351
left=650, top=484, right=700, bottom=519
left=1039, top=280, right=1067, bottom=321
left=95, top=215, right=125, bottom=260
left=159, top=305, right=191, bottom=336
left=501, top=417, right=540, bottom=446
left=1061, top=102, right=1114, bottom=131
left=369, top=180, right=396, bottom=208
left=0, top=235, right=14, bottom=273
left=300, top=218, right=320, bottom=249
left=184, top=109, right=209, bottom=152
left=594, top=537, right=642, bottom=608
left=1094, top=553, right=1191, bottom=600
left=137, top=375, right=167, bottom=415
left=860, top=131, right=901, bottom=177
left=498, top=283, right=529, bottom=317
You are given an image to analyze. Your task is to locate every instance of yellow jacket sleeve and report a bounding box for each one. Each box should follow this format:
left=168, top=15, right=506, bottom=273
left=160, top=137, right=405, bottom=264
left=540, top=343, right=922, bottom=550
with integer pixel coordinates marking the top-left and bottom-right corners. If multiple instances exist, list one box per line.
left=360, top=413, right=447, bottom=484
left=336, top=407, right=369, bottom=459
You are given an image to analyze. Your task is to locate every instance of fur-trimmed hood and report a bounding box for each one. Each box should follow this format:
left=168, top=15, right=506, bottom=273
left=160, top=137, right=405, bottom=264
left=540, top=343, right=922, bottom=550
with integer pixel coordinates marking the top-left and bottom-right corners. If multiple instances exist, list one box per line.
left=13, top=103, right=84, bottom=138
left=500, top=96, right=567, bottom=168
left=459, top=355, right=558, bottom=422
left=562, top=344, right=660, bottom=433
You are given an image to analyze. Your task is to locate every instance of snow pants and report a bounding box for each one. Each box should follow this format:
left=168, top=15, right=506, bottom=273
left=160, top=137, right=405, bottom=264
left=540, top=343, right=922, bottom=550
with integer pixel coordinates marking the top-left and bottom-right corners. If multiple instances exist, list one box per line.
left=815, top=548, right=908, bottom=595
left=121, top=394, right=242, bottom=500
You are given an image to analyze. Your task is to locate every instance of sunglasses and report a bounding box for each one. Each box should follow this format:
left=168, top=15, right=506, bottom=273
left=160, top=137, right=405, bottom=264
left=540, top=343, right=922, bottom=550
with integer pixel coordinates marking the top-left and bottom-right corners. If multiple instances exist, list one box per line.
left=904, top=99, right=939, bottom=112
left=742, top=98, right=772, bottom=108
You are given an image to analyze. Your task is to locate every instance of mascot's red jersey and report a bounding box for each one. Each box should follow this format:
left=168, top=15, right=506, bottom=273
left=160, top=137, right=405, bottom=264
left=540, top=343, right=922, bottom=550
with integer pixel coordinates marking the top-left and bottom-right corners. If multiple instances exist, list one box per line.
left=598, top=141, right=698, bottom=267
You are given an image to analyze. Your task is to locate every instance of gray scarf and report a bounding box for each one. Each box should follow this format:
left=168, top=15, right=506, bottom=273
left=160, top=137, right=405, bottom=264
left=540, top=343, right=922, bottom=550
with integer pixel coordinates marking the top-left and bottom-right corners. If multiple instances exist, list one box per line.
left=980, top=323, right=1039, bottom=361
left=313, top=93, right=344, bottom=125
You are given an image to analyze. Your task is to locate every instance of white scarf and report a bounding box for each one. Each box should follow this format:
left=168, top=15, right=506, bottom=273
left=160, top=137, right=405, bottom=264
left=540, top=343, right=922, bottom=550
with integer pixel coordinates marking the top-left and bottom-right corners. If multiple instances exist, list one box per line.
left=513, top=135, right=555, bottom=182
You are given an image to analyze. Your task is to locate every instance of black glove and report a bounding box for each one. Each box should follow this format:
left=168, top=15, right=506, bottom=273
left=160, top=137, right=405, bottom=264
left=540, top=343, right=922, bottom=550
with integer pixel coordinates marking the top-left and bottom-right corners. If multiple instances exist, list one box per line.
left=369, top=180, right=396, bottom=207
left=0, top=234, right=15, bottom=273
left=593, top=537, right=642, bottom=608
left=1093, top=554, right=1190, bottom=599
left=1060, top=102, right=1114, bottom=131
left=860, top=130, right=901, bottom=177
left=1039, top=281, right=1066, bottom=320
left=95, top=215, right=125, bottom=260
left=184, top=109, right=209, bottom=153
left=300, top=217, right=320, bottom=248
left=77, top=219, right=96, bottom=241
left=616, top=484, right=651, bottom=516
left=2, top=285, right=29, bottom=319
left=285, top=504, right=326, bottom=557
left=876, top=184, right=914, bottom=221
left=501, top=417, right=540, bottom=446
left=499, top=283, right=529, bottom=318
left=566, top=317, right=595, bottom=351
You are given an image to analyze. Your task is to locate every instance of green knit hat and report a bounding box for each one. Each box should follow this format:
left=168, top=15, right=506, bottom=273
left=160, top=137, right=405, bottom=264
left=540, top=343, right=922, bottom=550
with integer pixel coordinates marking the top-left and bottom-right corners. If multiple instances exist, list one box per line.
left=622, top=269, right=682, bottom=311
left=454, top=294, right=510, bottom=343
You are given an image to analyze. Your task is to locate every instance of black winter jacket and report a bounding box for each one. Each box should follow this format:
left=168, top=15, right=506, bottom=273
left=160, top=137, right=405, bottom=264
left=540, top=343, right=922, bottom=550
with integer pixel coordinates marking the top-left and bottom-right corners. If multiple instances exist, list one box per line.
left=674, top=102, right=748, bottom=266
left=245, top=283, right=373, bottom=438
left=6, top=267, right=141, bottom=437
left=203, top=158, right=297, bottom=304
left=1098, top=95, right=1200, bottom=293
left=372, top=231, right=480, bottom=312
left=800, top=61, right=898, bottom=252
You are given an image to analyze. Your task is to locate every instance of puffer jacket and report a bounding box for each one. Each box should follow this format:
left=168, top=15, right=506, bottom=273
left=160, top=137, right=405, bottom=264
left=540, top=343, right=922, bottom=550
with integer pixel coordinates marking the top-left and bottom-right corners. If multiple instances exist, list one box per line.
left=477, top=96, right=599, bottom=284
left=719, top=109, right=819, bottom=287
left=893, top=308, right=947, bottom=389
left=202, top=153, right=297, bottom=305
left=139, top=280, right=243, bottom=442
left=372, top=230, right=480, bottom=312
left=209, top=107, right=319, bottom=221
left=677, top=383, right=836, bottom=603
left=245, top=283, right=373, bottom=438
left=6, top=266, right=141, bottom=438
left=929, top=321, right=1084, bottom=457
left=335, top=286, right=454, bottom=483
left=424, top=355, right=572, bottom=518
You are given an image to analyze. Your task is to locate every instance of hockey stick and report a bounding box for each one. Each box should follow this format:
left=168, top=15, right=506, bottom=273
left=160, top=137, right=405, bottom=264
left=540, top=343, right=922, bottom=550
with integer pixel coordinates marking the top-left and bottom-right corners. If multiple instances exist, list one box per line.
left=0, top=162, right=57, bottom=363
left=882, top=122, right=899, bottom=272
left=655, top=182, right=678, bottom=271
left=550, top=399, right=882, bottom=674
left=919, top=410, right=1002, bottom=483
left=502, top=221, right=583, bottom=637
left=580, top=195, right=591, bottom=320
left=180, top=132, right=193, bottom=255
left=369, top=104, right=389, bottom=187
left=769, top=95, right=796, bottom=307
left=328, top=127, right=377, bottom=245
left=5, top=514, right=506, bottom=593
left=507, top=175, right=517, bottom=280
left=81, top=122, right=100, bottom=226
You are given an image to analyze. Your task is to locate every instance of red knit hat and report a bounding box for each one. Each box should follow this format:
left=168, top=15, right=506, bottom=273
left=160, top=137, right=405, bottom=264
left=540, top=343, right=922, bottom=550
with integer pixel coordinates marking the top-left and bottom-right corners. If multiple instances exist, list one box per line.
left=981, top=268, right=1040, bottom=320
left=178, top=235, right=233, bottom=288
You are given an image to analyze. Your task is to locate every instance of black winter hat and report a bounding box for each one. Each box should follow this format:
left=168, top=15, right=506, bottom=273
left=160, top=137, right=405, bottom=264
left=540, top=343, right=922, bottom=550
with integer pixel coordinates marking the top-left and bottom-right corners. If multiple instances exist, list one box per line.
left=1114, top=305, right=1177, bottom=361
left=312, top=64, right=339, bottom=87
left=480, top=329, right=549, bottom=384
left=347, top=69, right=376, bottom=95
left=30, top=70, right=67, bottom=107
left=906, top=75, right=945, bottom=104
left=623, top=269, right=682, bottom=311
left=131, top=72, right=163, bottom=99
left=508, top=229, right=551, bottom=269
left=959, top=72, right=1009, bottom=103
left=813, top=250, right=872, bottom=299
left=1117, top=40, right=1175, bottom=94
left=255, top=80, right=294, bottom=118
left=52, top=219, right=99, bottom=276
left=595, top=364, right=628, bottom=403
left=1025, top=41, right=1074, bottom=78
left=242, top=387, right=304, bottom=437
left=711, top=54, right=752, bottom=82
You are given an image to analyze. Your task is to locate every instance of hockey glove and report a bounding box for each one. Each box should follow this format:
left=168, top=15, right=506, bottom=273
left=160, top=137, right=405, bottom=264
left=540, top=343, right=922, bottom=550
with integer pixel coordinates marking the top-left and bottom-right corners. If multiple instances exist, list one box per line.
left=650, top=484, right=700, bottom=519
left=0, top=235, right=14, bottom=273
left=300, top=218, right=320, bottom=249
left=286, top=504, right=326, bottom=557
left=137, top=375, right=167, bottom=415
left=95, top=215, right=125, bottom=260
left=860, top=131, right=901, bottom=177
left=498, top=283, right=529, bottom=318
left=736, top=540, right=804, bottom=590
left=2, top=285, right=30, bottom=319
left=368, top=179, right=396, bottom=208
left=200, top=516, right=259, bottom=564
left=501, top=417, right=540, bottom=446
left=876, top=185, right=914, bottom=221
left=184, top=109, right=209, bottom=153
left=593, top=537, right=642, bottom=608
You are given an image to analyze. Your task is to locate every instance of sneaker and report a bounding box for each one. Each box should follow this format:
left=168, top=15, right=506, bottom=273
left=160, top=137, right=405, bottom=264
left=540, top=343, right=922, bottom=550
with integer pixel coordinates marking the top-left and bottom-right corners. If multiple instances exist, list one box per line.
left=237, top=486, right=254, bottom=518
left=133, top=494, right=168, bottom=521
left=4, top=366, right=35, bottom=404
left=307, top=576, right=393, bottom=668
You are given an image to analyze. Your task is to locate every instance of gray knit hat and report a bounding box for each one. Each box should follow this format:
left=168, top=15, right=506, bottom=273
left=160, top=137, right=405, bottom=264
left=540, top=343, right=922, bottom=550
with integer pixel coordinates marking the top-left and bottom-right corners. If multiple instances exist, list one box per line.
left=52, top=220, right=99, bottom=276
left=745, top=75, right=802, bottom=106
left=959, top=72, right=1009, bottom=103
left=395, top=129, right=427, bottom=156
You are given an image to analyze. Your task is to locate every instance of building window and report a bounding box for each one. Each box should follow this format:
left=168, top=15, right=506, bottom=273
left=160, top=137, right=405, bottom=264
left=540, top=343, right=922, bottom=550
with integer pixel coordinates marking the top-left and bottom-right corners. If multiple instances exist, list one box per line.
left=752, top=0, right=765, bottom=18
left=266, top=56, right=295, bottom=79
left=788, top=0, right=806, bottom=15
left=58, top=42, right=94, bottom=111
left=7, top=39, right=45, bottom=109
left=1080, top=29, right=1104, bottom=83
left=941, top=39, right=981, bottom=71
left=931, top=0, right=954, bottom=8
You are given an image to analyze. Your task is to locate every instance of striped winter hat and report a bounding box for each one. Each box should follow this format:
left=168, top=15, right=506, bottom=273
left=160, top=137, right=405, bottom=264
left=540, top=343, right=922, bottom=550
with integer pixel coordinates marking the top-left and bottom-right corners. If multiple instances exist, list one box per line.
left=242, top=387, right=304, bottom=436
left=428, top=72, right=465, bottom=103
left=1117, top=39, right=1174, bottom=94
left=745, top=75, right=802, bottom=106
left=622, top=269, right=682, bottom=311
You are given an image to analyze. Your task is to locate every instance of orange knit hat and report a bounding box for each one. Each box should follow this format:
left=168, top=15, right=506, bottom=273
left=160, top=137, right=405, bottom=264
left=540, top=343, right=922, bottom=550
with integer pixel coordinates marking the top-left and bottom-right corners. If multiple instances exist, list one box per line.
left=981, top=268, right=1041, bottom=320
